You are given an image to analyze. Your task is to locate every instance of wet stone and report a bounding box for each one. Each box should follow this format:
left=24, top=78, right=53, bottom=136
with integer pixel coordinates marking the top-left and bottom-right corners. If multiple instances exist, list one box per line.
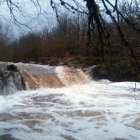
left=0, top=134, right=19, bottom=140
left=0, top=62, right=26, bottom=95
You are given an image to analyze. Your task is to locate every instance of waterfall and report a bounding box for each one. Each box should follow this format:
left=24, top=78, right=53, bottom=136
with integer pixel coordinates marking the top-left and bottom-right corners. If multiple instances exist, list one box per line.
left=16, top=63, right=90, bottom=89
left=0, top=62, right=90, bottom=95
left=0, top=62, right=140, bottom=140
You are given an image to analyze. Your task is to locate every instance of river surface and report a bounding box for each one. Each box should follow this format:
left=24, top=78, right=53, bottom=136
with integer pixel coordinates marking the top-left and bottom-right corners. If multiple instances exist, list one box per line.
left=0, top=64, right=140, bottom=140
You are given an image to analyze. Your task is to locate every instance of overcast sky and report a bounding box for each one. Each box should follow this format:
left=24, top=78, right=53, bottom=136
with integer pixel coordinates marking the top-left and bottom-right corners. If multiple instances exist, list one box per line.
left=0, top=0, right=87, bottom=39
left=0, top=0, right=55, bottom=38
left=0, top=0, right=131, bottom=39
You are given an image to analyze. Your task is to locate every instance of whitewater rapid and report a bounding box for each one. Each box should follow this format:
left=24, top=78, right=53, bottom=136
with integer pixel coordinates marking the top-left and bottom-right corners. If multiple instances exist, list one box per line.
left=0, top=63, right=140, bottom=140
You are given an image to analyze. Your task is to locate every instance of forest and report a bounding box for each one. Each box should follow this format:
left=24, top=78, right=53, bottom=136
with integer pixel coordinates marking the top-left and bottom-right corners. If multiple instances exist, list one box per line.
left=0, top=0, right=140, bottom=82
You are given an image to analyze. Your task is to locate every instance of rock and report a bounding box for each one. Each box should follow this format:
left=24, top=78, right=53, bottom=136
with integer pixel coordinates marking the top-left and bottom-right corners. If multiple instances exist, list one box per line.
left=0, top=62, right=26, bottom=95
left=7, top=64, right=18, bottom=72
left=82, top=65, right=97, bottom=79
left=58, top=62, right=68, bottom=66
left=28, top=61, right=36, bottom=64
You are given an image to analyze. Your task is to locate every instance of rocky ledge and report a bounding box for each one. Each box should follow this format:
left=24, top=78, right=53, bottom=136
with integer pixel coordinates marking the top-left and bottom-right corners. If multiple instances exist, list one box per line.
left=0, top=62, right=26, bottom=95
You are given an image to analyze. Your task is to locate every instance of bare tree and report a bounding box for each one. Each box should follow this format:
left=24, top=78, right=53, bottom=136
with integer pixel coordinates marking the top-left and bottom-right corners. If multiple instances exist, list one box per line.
left=1, top=0, right=139, bottom=40
left=1, top=0, right=140, bottom=80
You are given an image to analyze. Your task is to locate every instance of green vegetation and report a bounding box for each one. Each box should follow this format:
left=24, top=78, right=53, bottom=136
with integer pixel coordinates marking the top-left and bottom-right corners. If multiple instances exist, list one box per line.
left=92, top=62, right=140, bottom=82
left=49, top=58, right=60, bottom=66
left=0, top=38, right=13, bottom=62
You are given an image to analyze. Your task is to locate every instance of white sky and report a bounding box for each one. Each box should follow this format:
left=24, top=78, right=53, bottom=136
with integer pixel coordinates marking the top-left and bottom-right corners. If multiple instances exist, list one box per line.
left=0, top=0, right=86, bottom=38
left=0, top=0, right=133, bottom=39
left=0, top=0, right=57, bottom=38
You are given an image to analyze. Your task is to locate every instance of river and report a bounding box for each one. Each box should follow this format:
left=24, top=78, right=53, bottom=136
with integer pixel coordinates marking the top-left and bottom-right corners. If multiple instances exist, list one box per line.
left=0, top=63, right=140, bottom=140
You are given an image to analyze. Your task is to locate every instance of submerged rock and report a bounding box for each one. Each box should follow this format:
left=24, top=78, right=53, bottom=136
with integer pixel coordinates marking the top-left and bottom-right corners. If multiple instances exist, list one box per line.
left=82, top=65, right=97, bottom=79
left=0, top=62, right=26, bottom=95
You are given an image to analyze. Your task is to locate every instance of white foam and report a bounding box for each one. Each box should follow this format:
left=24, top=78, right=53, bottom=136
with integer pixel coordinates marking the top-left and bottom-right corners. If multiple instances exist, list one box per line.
left=0, top=81, right=140, bottom=140
left=15, top=63, right=56, bottom=75
left=55, top=66, right=90, bottom=86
